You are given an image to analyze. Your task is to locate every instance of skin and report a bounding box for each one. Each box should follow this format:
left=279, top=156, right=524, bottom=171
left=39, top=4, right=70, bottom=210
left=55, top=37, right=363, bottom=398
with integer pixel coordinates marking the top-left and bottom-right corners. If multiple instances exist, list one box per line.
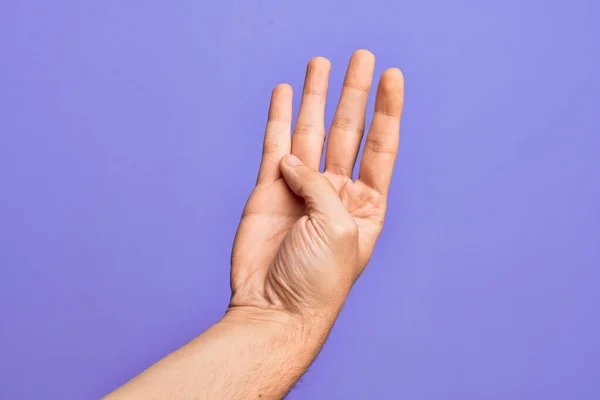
left=104, top=49, right=404, bottom=400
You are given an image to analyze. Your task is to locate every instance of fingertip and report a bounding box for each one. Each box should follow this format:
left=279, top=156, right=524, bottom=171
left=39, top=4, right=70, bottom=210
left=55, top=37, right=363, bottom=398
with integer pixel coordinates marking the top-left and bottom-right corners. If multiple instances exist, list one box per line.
left=308, top=56, right=332, bottom=72
left=272, top=83, right=293, bottom=98
left=282, top=154, right=303, bottom=168
left=268, top=83, right=293, bottom=124
left=352, top=49, right=376, bottom=65
left=375, top=68, right=405, bottom=116
left=380, top=68, right=405, bottom=91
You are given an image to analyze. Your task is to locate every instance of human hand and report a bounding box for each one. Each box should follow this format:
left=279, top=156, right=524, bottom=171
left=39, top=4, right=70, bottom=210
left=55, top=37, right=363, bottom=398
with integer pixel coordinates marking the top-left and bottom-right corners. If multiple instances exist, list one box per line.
left=104, top=50, right=404, bottom=400
left=228, top=50, right=404, bottom=342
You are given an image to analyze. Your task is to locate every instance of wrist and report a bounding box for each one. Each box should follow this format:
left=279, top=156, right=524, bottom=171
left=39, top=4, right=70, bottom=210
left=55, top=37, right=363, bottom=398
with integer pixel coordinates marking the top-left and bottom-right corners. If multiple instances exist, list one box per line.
left=221, top=306, right=333, bottom=359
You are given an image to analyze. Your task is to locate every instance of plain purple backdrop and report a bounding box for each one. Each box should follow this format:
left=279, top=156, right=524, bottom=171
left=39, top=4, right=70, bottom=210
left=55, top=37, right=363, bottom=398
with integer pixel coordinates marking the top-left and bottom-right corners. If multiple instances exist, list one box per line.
left=1, top=0, right=599, bottom=399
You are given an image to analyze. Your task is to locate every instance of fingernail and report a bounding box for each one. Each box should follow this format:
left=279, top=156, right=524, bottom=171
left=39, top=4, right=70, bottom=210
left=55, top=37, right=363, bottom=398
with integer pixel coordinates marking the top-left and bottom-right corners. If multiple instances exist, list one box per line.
left=286, top=154, right=303, bottom=167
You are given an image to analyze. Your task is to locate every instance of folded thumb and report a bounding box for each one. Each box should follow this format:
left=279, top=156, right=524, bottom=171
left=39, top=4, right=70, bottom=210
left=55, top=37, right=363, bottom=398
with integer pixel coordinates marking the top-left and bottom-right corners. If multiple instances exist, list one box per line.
left=280, top=155, right=346, bottom=219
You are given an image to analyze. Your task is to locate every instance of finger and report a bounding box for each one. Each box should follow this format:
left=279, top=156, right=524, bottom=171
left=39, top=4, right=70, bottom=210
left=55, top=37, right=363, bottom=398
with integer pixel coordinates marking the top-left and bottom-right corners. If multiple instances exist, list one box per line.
left=257, top=83, right=293, bottom=185
left=280, top=155, right=348, bottom=223
left=291, top=57, right=331, bottom=170
left=325, top=49, right=375, bottom=177
left=358, top=68, right=404, bottom=194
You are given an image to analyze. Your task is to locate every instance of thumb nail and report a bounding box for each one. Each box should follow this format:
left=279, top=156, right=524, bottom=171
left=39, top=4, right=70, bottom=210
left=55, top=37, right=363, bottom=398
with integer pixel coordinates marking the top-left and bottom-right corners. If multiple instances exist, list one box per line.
left=286, top=154, right=303, bottom=167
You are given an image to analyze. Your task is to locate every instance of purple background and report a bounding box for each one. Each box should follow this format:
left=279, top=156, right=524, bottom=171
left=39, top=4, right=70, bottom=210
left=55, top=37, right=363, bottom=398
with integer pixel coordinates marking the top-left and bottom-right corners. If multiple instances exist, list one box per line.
left=1, top=1, right=599, bottom=399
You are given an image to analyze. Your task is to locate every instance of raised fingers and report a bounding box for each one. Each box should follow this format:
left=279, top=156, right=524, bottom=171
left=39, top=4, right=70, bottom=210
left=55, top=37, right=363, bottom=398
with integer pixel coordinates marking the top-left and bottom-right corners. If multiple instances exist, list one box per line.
left=325, top=50, right=375, bottom=177
left=256, top=83, right=293, bottom=185
left=358, top=68, right=405, bottom=194
left=291, top=57, right=331, bottom=170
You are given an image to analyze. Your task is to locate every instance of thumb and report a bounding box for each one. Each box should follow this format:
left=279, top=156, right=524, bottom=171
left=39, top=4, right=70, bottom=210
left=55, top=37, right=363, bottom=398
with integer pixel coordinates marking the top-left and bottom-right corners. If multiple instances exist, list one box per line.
left=280, top=154, right=347, bottom=220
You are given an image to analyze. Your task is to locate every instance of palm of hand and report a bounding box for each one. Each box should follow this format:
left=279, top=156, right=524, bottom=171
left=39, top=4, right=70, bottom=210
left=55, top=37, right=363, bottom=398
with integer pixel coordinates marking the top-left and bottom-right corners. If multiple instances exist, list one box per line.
left=230, top=51, right=404, bottom=317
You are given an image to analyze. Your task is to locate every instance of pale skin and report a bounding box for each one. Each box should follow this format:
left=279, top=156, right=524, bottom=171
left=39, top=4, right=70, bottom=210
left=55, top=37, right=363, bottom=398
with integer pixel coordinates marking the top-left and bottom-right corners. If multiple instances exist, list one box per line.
left=104, top=49, right=404, bottom=399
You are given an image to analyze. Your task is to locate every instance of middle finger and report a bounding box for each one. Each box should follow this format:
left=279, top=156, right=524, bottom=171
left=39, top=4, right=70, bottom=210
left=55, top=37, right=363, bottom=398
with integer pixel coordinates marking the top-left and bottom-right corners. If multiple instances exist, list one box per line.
left=291, top=57, right=331, bottom=170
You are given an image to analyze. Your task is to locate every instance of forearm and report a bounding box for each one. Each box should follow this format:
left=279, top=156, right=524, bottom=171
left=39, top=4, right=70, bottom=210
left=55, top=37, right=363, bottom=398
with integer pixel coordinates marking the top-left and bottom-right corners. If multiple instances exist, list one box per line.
left=104, top=308, right=328, bottom=400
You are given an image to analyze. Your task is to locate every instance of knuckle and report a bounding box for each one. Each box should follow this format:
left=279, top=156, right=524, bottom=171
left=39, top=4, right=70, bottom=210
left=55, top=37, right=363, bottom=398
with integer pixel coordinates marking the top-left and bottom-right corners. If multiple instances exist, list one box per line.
left=330, top=115, right=352, bottom=131
left=365, top=135, right=396, bottom=155
left=331, top=115, right=364, bottom=137
left=325, top=162, right=352, bottom=177
left=297, top=173, right=320, bottom=196
left=294, top=122, right=325, bottom=138
left=262, top=130, right=285, bottom=154
left=305, top=173, right=325, bottom=189
left=262, top=139, right=280, bottom=154
left=344, top=81, right=370, bottom=95
left=330, top=218, right=358, bottom=240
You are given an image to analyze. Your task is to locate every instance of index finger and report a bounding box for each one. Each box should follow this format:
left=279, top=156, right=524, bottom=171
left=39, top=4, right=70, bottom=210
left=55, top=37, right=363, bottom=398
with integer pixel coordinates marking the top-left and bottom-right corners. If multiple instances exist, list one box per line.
left=358, top=68, right=404, bottom=194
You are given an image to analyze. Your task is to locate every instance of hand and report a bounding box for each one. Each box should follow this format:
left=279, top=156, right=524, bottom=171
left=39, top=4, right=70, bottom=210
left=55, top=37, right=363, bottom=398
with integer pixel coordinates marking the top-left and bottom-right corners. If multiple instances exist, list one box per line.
left=229, top=50, right=404, bottom=339
left=105, top=50, right=404, bottom=400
